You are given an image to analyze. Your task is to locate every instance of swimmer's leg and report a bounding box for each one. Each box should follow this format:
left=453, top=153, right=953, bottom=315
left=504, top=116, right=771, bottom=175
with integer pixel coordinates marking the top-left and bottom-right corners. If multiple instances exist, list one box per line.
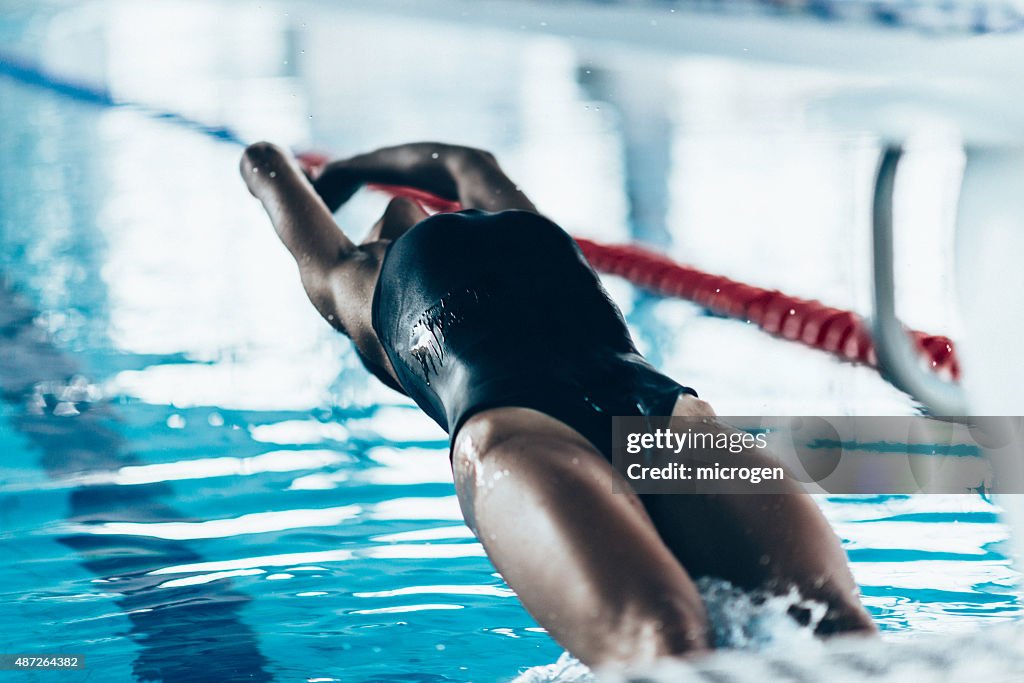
left=453, top=407, right=709, bottom=670
left=642, top=397, right=876, bottom=637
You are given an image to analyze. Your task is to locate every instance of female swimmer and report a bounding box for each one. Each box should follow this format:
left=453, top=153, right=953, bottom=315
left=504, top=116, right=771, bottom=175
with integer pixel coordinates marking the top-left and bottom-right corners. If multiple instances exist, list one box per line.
left=240, top=141, right=875, bottom=669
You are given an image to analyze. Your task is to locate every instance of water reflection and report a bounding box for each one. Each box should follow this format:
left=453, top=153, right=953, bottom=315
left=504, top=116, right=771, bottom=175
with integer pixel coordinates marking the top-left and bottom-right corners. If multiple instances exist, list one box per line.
left=0, top=58, right=273, bottom=678
left=574, top=56, right=680, bottom=369
left=0, top=281, right=272, bottom=682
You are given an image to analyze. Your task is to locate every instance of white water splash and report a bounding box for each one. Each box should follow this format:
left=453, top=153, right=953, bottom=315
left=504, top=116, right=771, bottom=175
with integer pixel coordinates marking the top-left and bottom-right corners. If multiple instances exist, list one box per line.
left=605, top=622, right=1024, bottom=683
left=514, top=577, right=826, bottom=682
left=696, top=577, right=828, bottom=650
left=515, top=574, right=1024, bottom=682
left=514, top=652, right=594, bottom=683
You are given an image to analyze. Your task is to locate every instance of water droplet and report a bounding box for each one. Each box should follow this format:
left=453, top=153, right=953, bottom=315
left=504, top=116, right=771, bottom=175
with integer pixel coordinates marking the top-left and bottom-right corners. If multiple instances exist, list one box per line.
left=251, top=166, right=259, bottom=173
left=208, top=412, right=225, bottom=427
left=269, top=171, right=277, bottom=179
left=758, top=554, right=771, bottom=566
left=431, top=152, right=439, bottom=159
left=435, top=644, right=446, bottom=651
left=167, top=414, right=186, bottom=429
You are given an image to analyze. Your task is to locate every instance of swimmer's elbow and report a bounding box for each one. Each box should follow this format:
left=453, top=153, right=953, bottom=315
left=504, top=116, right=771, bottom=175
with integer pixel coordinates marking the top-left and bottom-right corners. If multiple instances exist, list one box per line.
left=299, top=269, right=336, bottom=318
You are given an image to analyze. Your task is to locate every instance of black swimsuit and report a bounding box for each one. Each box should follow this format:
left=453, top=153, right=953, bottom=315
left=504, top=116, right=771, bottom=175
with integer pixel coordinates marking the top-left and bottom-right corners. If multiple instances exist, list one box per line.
left=368, top=209, right=696, bottom=461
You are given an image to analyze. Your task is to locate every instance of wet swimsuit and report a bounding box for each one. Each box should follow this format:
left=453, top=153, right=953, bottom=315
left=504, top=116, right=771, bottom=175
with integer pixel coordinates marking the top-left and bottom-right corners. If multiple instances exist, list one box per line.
left=368, top=209, right=697, bottom=461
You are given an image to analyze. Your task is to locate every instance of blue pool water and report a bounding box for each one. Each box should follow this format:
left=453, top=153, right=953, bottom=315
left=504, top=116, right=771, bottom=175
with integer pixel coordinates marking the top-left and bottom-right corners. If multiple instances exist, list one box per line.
left=0, top=1, right=1020, bottom=681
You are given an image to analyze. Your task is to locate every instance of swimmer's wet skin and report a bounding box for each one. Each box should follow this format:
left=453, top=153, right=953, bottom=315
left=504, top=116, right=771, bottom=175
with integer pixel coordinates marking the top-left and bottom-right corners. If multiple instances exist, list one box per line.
left=241, top=140, right=877, bottom=670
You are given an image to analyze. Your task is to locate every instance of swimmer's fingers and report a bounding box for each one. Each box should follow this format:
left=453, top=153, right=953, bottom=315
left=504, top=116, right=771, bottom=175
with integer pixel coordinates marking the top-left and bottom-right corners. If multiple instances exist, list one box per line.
left=305, top=158, right=364, bottom=213
left=241, top=142, right=357, bottom=268
left=297, top=150, right=361, bottom=208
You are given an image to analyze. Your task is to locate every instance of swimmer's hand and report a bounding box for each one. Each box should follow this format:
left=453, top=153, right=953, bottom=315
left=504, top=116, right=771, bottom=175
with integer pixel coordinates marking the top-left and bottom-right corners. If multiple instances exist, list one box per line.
left=311, top=165, right=364, bottom=213
left=306, top=143, right=537, bottom=214
left=295, top=152, right=364, bottom=213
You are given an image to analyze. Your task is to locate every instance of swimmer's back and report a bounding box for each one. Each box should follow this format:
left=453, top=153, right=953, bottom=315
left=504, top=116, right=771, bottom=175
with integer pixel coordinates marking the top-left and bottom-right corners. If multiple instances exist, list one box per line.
left=371, top=209, right=692, bottom=455
left=375, top=209, right=631, bottom=347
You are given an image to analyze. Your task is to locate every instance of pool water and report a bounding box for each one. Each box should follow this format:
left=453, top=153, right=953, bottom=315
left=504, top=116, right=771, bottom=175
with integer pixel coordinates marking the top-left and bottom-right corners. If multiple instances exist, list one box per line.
left=0, top=1, right=1019, bottom=681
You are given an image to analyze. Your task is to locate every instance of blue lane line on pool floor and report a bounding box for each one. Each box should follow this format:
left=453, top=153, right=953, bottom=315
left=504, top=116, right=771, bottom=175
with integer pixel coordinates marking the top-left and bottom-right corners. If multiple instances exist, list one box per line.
left=807, top=439, right=983, bottom=457
left=0, top=284, right=274, bottom=681
left=0, top=50, right=249, bottom=147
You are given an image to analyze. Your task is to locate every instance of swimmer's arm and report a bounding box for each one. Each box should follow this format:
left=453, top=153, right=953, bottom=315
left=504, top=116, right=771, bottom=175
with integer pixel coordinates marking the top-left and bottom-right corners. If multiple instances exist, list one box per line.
left=242, top=142, right=411, bottom=394
left=241, top=142, right=358, bottom=266
left=312, top=143, right=537, bottom=213
left=241, top=141, right=373, bottom=328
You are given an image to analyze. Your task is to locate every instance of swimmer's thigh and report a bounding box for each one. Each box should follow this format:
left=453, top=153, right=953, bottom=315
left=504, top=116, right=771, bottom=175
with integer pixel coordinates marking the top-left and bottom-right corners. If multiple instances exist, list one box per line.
left=452, top=407, right=709, bottom=669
